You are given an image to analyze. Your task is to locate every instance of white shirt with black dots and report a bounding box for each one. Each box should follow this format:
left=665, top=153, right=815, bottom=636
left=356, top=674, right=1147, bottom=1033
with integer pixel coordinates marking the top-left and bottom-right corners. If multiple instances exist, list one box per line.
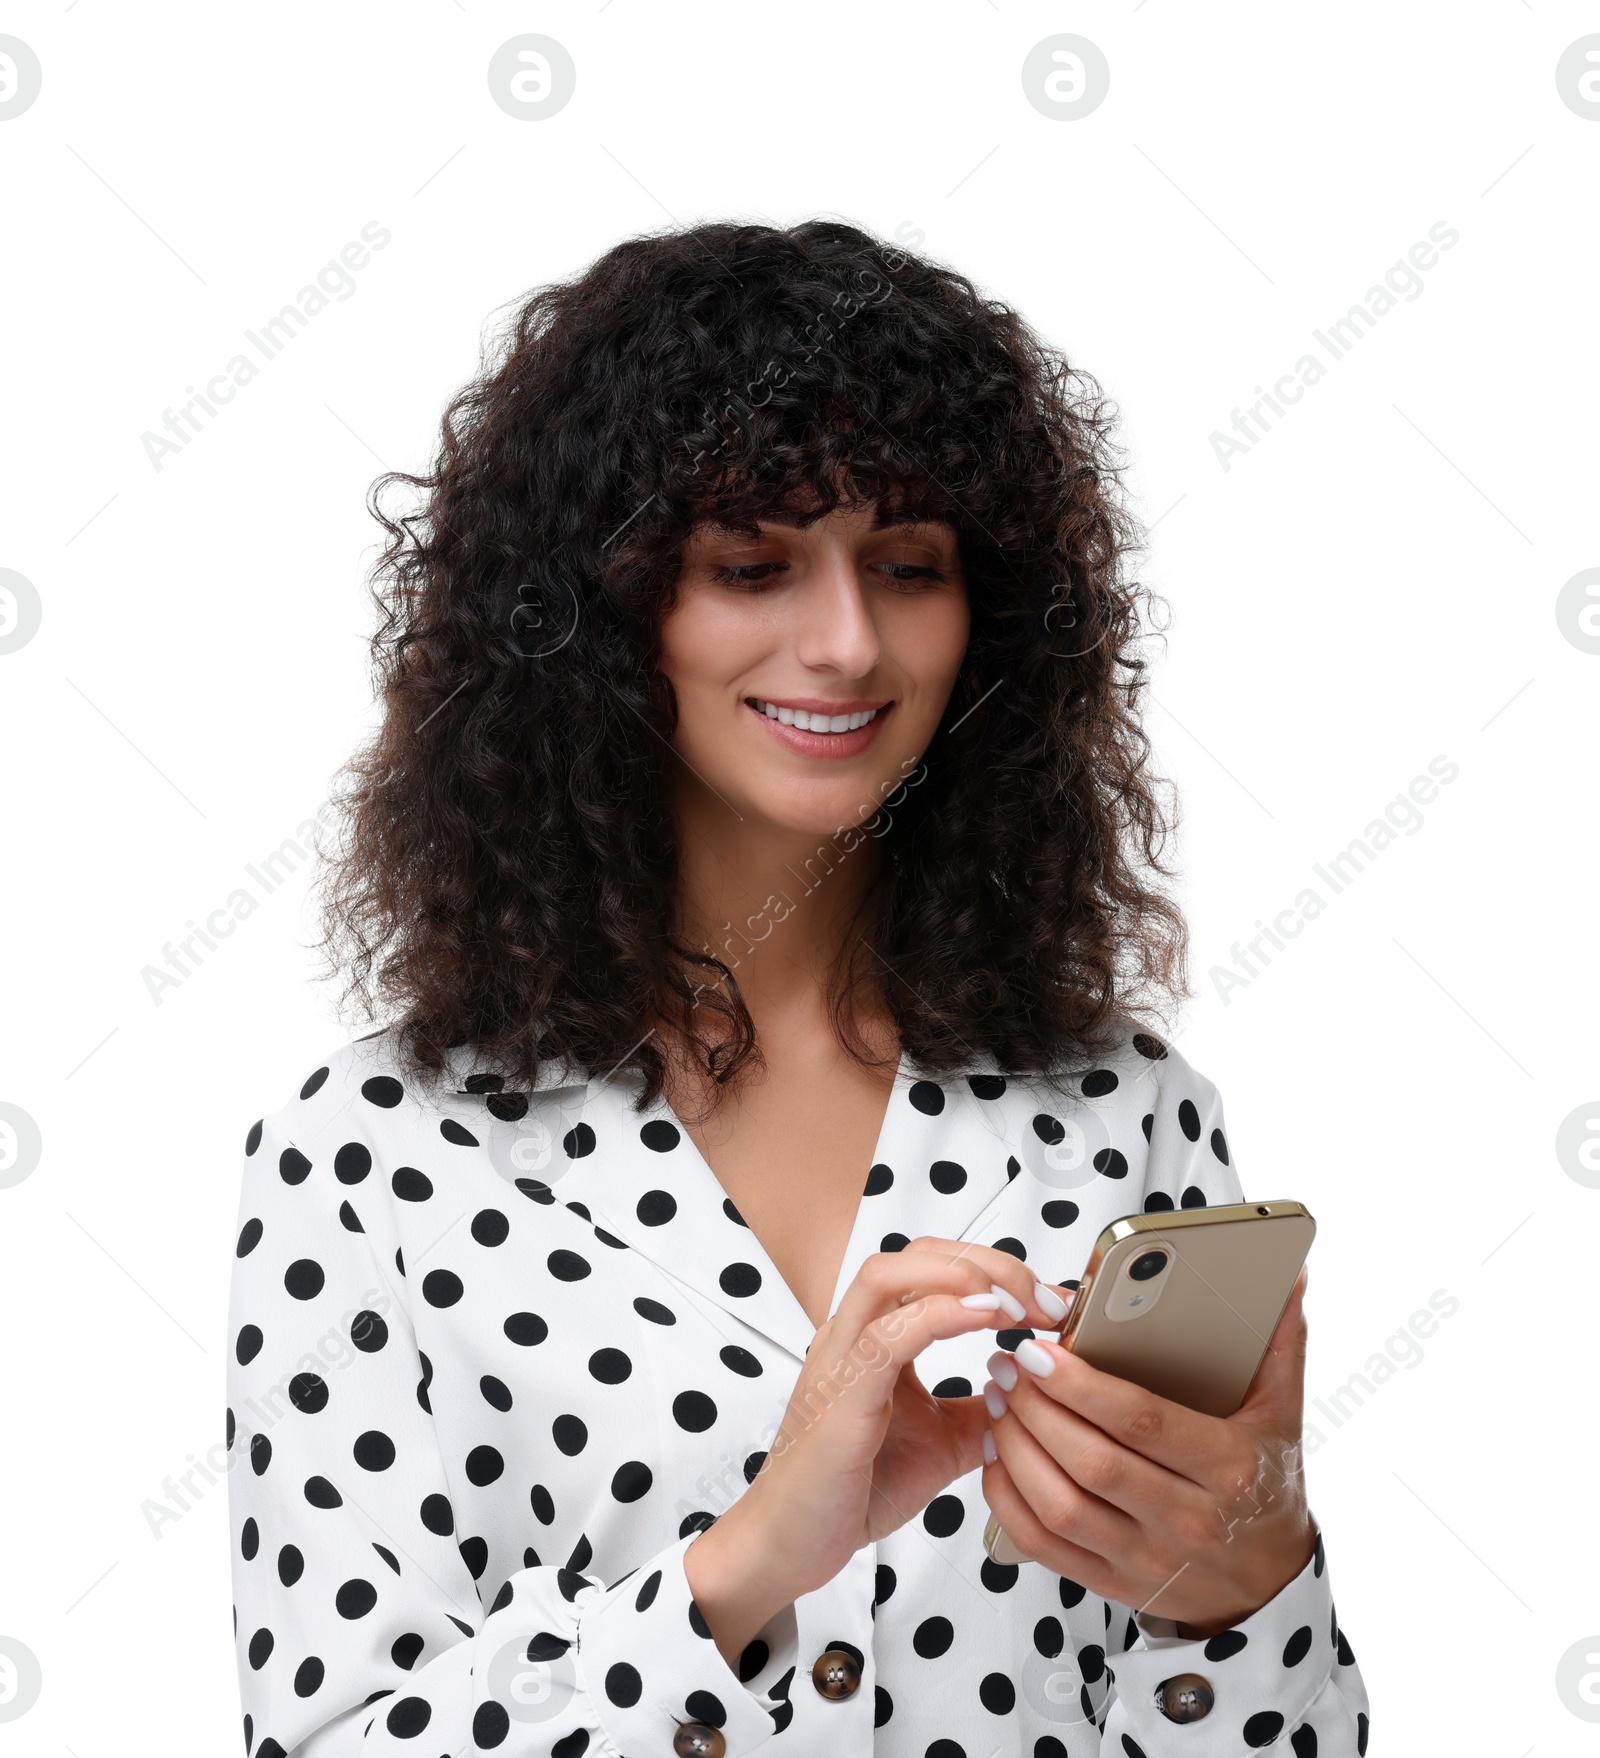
left=227, top=1025, right=1371, bottom=1757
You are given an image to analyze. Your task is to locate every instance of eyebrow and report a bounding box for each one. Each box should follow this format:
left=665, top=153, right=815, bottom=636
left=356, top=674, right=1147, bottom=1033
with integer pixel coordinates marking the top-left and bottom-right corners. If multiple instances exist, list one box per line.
left=697, top=511, right=951, bottom=538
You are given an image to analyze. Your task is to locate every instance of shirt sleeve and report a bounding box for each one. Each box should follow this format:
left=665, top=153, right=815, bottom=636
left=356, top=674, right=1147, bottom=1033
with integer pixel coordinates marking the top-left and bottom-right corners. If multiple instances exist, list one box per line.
left=226, top=1104, right=798, bottom=1758
left=1092, top=1041, right=1372, bottom=1755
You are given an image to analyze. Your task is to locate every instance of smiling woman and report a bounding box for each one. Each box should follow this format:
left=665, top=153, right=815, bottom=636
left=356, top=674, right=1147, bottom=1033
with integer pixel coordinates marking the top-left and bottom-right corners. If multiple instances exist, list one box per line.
left=226, top=219, right=1370, bottom=1758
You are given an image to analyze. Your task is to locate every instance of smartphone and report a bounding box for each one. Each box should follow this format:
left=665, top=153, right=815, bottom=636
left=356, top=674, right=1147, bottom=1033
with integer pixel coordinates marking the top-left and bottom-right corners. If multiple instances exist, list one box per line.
left=981, top=1199, right=1314, bottom=1566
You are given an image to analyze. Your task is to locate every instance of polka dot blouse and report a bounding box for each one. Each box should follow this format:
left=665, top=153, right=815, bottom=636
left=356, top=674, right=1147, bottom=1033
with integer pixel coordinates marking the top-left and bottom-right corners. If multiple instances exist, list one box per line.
left=227, top=1024, right=1371, bottom=1756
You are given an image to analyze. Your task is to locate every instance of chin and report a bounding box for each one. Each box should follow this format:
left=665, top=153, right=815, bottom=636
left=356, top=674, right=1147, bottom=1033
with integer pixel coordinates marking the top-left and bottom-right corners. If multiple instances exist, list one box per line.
left=746, top=780, right=898, bottom=842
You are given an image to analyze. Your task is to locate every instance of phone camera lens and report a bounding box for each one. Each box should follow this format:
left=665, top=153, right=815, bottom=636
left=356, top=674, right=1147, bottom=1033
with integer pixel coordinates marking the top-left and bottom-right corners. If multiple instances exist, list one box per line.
left=1128, top=1250, right=1169, bottom=1282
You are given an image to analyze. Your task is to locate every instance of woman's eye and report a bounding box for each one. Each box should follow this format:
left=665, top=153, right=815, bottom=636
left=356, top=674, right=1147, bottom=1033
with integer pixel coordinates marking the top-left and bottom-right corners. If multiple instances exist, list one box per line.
left=705, top=559, right=945, bottom=589
left=710, top=562, right=785, bottom=587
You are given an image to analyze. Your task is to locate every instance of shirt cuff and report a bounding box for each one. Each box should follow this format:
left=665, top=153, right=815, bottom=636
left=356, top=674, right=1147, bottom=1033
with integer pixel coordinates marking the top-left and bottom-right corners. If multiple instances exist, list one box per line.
left=571, top=1527, right=796, bottom=1756
left=1105, top=1529, right=1338, bottom=1755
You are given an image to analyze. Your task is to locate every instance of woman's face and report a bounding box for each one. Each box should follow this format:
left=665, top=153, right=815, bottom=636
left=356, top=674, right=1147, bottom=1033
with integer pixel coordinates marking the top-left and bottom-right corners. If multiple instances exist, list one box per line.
left=657, top=502, right=971, bottom=839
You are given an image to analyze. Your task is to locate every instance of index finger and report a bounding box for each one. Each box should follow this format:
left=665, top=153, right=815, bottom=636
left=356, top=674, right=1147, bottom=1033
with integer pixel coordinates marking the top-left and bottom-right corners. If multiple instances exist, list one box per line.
left=1006, top=1334, right=1244, bottom=1485
left=912, top=1236, right=1073, bottom=1331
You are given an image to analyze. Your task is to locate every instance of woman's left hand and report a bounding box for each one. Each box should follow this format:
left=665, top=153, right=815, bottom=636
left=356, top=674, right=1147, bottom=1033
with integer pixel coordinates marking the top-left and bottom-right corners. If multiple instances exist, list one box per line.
left=979, top=1269, right=1315, bottom=1636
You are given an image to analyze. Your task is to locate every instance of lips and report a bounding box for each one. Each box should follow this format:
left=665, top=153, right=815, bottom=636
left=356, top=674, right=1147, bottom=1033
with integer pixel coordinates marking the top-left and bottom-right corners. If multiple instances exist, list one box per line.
left=743, top=696, right=892, bottom=759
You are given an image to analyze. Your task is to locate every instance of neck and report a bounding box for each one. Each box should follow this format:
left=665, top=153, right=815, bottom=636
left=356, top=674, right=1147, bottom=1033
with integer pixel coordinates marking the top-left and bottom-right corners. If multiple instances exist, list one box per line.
left=667, top=776, right=889, bottom=1037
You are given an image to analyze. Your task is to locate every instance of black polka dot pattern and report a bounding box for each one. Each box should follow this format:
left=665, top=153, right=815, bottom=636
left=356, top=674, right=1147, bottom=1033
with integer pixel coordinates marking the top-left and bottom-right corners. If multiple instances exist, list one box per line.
left=227, top=1029, right=1366, bottom=1754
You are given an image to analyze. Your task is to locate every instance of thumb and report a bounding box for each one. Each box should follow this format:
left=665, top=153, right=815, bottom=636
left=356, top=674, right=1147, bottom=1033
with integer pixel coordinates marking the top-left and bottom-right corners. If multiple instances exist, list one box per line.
left=1231, top=1266, right=1308, bottom=1435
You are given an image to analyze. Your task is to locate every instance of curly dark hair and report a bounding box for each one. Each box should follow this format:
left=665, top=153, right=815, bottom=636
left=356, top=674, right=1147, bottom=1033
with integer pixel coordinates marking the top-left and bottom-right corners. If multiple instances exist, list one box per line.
left=312, top=217, right=1191, bottom=1112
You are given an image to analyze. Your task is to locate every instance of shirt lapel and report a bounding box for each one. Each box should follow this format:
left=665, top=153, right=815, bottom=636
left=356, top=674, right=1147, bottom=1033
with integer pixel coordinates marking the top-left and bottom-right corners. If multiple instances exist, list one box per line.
left=821, top=1048, right=1029, bottom=1324
left=567, top=1064, right=826, bottom=1363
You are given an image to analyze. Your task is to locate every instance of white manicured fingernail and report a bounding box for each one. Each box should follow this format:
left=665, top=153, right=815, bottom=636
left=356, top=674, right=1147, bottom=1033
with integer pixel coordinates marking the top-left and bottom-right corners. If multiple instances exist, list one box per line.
left=983, top=1379, right=1008, bottom=1420
left=960, top=1291, right=1002, bottom=1310
left=990, top=1283, right=1027, bottom=1322
left=1033, top=1281, right=1069, bottom=1320
left=981, top=1429, right=998, bottom=1464
left=1015, top=1338, right=1056, bottom=1377
left=987, top=1349, right=1018, bottom=1391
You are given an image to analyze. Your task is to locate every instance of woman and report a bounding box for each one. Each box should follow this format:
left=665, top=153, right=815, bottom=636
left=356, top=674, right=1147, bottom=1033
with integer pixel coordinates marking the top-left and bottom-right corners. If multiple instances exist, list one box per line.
left=227, top=220, right=1369, bottom=1757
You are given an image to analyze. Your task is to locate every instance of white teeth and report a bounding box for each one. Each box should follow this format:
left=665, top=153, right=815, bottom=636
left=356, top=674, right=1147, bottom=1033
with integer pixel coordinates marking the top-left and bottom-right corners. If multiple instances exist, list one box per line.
left=752, top=699, right=881, bottom=733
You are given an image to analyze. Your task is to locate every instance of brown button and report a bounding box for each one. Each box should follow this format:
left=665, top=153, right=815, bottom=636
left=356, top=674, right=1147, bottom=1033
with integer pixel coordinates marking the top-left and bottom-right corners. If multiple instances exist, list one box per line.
left=672, top=1720, right=726, bottom=1758
left=1156, top=1672, right=1215, bottom=1723
left=811, top=1648, right=862, bottom=1699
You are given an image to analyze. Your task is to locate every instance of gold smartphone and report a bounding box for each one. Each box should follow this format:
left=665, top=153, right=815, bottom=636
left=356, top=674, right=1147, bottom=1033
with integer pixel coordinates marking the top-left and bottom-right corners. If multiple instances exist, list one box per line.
left=982, top=1200, right=1314, bottom=1566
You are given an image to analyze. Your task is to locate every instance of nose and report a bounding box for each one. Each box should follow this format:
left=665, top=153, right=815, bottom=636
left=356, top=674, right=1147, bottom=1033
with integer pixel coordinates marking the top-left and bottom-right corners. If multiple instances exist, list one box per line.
left=791, top=548, right=883, bottom=678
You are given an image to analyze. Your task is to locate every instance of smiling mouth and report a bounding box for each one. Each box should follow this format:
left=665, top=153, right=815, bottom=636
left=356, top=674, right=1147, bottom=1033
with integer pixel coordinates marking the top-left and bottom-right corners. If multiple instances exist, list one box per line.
left=745, top=697, right=887, bottom=734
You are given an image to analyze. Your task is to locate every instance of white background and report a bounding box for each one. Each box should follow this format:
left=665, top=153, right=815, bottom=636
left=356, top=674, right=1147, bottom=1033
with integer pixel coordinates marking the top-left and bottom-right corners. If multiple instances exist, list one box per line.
left=2, top=2, right=1597, bottom=1751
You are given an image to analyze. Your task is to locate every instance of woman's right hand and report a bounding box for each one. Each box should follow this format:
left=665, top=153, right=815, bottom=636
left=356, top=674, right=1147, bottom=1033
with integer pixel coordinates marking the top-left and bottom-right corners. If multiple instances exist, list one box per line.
left=683, top=1236, right=1073, bottom=1660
